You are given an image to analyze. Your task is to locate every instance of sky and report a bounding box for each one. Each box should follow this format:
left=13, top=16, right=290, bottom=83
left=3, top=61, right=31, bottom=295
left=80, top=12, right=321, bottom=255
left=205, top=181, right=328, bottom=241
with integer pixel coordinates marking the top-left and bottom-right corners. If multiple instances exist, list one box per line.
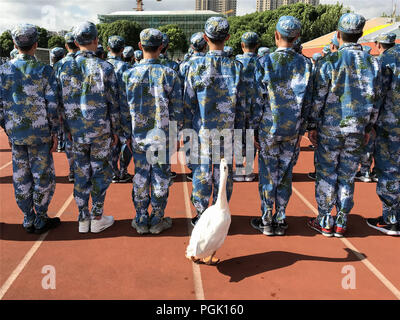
left=0, top=0, right=397, bottom=33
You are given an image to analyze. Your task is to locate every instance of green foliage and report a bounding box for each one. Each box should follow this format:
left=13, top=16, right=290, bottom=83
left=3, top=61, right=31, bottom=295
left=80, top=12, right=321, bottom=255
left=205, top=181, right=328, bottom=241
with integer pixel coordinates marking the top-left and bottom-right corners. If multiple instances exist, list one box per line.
left=97, top=20, right=142, bottom=50
left=159, top=24, right=189, bottom=54
left=227, top=3, right=346, bottom=55
left=48, top=35, right=65, bottom=49
left=0, top=31, right=14, bottom=57
left=36, top=26, right=50, bottom=48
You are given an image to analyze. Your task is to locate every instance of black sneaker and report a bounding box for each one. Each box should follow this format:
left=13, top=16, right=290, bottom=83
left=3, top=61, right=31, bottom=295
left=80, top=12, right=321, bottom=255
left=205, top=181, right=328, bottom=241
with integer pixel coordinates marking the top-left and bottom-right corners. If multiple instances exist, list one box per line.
left=112, top=175, right=120, bottom=183
left=68, top=172, right=75, bottom=183
left=366, top=217, right=400, bottom=236
left=170, top=171, right=177, bottom=179
left=186, top=172, right=193, bottom=181
left=191, top=214, right=201, bottom=227
left=308, top=172, right=316, bottom=180
left=274, top=220, right=288, bottom=236
left=23, top=225, right=35, bottom=234
left=250, top=217, right=274, bottom=236
left=370, top=171, right=378, bottom=182
left=34, top=217, right=61, bottom=234
left=119, top=173, right=133, bottom=183
left=355, top=171, right=372, bottom=183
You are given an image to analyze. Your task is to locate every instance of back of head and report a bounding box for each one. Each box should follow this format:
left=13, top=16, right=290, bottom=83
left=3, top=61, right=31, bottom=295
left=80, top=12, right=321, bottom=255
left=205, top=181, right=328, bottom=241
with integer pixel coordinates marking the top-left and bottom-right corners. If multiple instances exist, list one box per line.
left=276, top=16, right=301, bottom=43
left=337, top=13, right=365, bottom=44
left=204, top=16, right=230, bottom=45
left=73, top=21, right=98, bottom=46
left=190, top=32, right=207, bottom=52
left=241, top=31, right=259, bottom=51
left=64, top=32, right=78, bottom=51
left=140, top=28, right=163, bottom=53
left=108, top=35, right=125, bottom=53
left=11, top=23, right=38, bottom=52
left=50, top=47, right=66, bottom=65
left=258, top=47, right=270, bottom=57
left=123, top=46, right=134, bottom=60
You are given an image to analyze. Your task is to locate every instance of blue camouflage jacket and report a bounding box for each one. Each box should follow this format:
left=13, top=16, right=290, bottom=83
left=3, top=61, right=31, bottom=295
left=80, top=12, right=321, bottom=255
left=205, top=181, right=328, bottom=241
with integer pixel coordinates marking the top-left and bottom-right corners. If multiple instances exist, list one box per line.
left=310, top=43, right=382, bottom=135
left=0, top=54, right=59, bottom=145
left=57, top=50, right=121, bottom=144
left=257, top=47, right=313, bottom=141
left=160, top=53, right=179, bottom=72
left=179, top=52, right=206, bottom=86
left=377, top=45, right=400, bottom=141
left=122, top=58, right=183, bottom=153
left=183, top=50, right=247, bottom=136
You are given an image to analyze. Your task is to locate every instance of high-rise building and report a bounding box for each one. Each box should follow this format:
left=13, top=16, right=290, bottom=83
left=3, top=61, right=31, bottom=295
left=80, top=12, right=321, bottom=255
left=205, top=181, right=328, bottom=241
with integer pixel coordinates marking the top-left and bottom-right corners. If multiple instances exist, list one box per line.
left=256, top=0, right=319, bottom=12
left=195, top=0, right=237, bottom=16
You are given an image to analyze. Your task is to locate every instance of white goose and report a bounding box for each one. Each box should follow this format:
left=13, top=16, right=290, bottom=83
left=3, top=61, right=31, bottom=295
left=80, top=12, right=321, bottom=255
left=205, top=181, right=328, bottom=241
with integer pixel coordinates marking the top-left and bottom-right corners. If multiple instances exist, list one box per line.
left=186, top=158, right=231, bottom=265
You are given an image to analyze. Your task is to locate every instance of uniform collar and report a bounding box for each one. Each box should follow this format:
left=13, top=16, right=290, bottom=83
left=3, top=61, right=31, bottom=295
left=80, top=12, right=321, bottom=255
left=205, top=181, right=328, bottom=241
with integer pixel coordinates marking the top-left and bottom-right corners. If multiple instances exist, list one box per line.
left=193, top=52, right=206, bottom=57
left=242, top=52, right=257, bottom=57
left=207, top=50, right=225, bottom=56
left=339, top=43, right=363, bottom=51
left=140, top=58, right=161, bottom=64
left=16, top=53, right=36, bottom=61
left=76, top=50, right=96, bottom=57
left=275, top=47, right=296, bottom=53
left=108, top=55, right=122, bottom=61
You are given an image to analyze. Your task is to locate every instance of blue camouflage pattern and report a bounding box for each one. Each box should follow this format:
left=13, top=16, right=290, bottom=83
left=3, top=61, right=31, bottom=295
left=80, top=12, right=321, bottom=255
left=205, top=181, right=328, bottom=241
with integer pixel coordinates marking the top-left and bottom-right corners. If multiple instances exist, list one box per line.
left=331, top=32, right=339, bottom=47
left=375, top=32, right=396, bottom=44
left=73, top=21, right=98, bottom=45
left=338, top=13, right=366, bottom=34
left=123, top=46, right=134, bottom=59
left=204, top=17, right=229, bottom=40
left=276, top=16, right=301, bottom=38
left=134, top=49, right=143, bottom=61
left=11, top=24, right=38, bottom=47
left=241, top=31, right=259, bottom=44
left=190, top=32, right=207, bottom=51
left=108, top=35, right=125, bottom=50
left=258, top=47, right=270, bottom=57
left=10, top=48, right=18, bottom=59
left=140, top=28, right=163, bottom=47
left=224, top=46, right=233, bottom=57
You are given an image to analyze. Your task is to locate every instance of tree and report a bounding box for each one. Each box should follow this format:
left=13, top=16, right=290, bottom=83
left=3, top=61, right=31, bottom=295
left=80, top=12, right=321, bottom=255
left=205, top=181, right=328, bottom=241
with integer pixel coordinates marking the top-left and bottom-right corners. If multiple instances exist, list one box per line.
left=48, top=35, right=65, bottom=49
left=0, top=31, right=14, bottom=57
left=159, top=24, right=189, bottom=56
left=36, top=26, right=50, bottom=48
left=98, top=20, right=142, bottom=50
left=226, top=2, right=345, bottom=55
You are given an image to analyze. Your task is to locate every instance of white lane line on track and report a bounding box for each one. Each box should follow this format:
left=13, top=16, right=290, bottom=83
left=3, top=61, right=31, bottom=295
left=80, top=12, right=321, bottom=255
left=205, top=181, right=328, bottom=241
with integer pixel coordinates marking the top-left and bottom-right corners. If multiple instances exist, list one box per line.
left=179, top=153, right=205, bottom=300
left=0, top=161, right=11, bottom=171
left=292, top=186, right=400, bottom=300
left=0, top=193, right=74, bottom=300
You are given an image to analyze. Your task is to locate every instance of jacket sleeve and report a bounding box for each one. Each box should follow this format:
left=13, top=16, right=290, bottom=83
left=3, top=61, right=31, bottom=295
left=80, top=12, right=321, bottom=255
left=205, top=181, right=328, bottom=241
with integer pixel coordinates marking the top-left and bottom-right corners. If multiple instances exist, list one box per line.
left=118, top=69, right=132, bottom=143
left=44, top=66, right=60, bottom=136
left=234, top=64, right=246, bottom=131
left=183, top=64, right=197, bottom=130
left=106, top=69, right=122, bottom=139
left=169, top=72, right=184, bottom=132
left=300, top=60, right=314, bottom=135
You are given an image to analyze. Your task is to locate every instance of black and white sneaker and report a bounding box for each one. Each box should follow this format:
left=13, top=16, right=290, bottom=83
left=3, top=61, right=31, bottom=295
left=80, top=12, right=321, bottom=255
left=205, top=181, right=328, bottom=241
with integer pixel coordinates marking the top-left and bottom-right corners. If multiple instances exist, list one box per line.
left=119, top=173, right=133, bottom=183
left=34, top=217, right=61, bottom=234
left=274, top=220, right=288, bottom=236
left=112, top=175, right=120, bottom=183
left=308, top=172, right=316, bottom=180
left=355, top=171, right=372, bottom=183
left=250, top=217, right=274, bottom=236
left=170, top=171, right=177, bottom=179
left=68, top=172, right=75, bottom=183
left=366, top=217, right=400, bottom=236
left=191, top=214, right=201, bottom=227
left=186, top=172, right=193, bottom=181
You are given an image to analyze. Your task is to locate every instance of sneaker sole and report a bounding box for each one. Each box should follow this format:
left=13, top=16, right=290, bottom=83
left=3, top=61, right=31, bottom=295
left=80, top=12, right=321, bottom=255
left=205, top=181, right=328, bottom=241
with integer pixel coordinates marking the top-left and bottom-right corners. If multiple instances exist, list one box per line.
left=366, top=221, right=400, bottom=236
left=308, top=223, right=334, bottom=237
left=334, top=233, right=344, bottom=238
left=91, top=220, right=114, bottom=233
left=150, top=218, right=172, bottom=234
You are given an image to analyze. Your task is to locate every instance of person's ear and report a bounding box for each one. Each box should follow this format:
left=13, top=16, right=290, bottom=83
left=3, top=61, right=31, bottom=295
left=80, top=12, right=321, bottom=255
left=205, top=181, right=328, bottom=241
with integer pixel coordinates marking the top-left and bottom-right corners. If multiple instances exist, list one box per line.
left=138, top=42, right=143, bottom=51
left=204, top=34, right=210, bottom=43
left=225, top=34, right=230, bottom=42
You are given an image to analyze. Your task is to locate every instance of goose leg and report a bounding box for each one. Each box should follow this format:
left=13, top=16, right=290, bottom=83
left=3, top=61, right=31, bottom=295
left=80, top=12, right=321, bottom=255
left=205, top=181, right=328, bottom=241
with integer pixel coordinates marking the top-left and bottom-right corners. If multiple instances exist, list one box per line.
left=202, top=251, right=220, bottom=266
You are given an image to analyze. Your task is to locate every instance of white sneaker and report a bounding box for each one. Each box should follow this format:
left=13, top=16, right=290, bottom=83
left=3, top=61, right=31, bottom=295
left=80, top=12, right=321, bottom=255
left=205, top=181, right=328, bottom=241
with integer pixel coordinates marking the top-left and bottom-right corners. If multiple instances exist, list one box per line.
left=233, top=174, right=245, bottom=182
left=91, top=215, right=114, bottom=233
left=149, top=217, right=172, bottom=234
left=79, top=220, right=90, bottom=233
left=245, top=173, right=256, bottom=182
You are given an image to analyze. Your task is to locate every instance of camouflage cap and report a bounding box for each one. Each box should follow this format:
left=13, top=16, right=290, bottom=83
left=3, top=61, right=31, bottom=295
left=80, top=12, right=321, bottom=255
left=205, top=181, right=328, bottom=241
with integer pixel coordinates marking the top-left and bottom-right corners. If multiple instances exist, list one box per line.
left=190, top=32, right=207, bottom=51
left=331, top=32, right=339, bottom=47
left=224, top=46, right=233, bottom=56
left=50, top=47, right=65, bottom=60
left=188, top=47, right=194, bottom=54
left=184, top=53, right=191, bottom=61
left=241, top=31, right=259, bottom=44
left=162, top=33, right=169, bottom=48
left=375, top=32, right=396, bottom=44
left=64, top=32, right=75, bottom=44
left=276, top=16, right=301, bottom=38
left=134, top=50, right=143, bottom=61
left=322, top=45, right=331, bottom=54
left=257, top=47, right=270, bottom=56
left=140, top=28, right=163, bottom=47
left=10, top=48, right=19, bottom=59
left=73, top=21, right=98, bottom=45
left=95, top=44, right=104, bottom=56
left=204, top=17, right=229, bottom=41
left=11, top=24, right=38, bottom=47
left=363, top=45, right=372, bottom=54
left=123, top=46, right=134, bottom=59
left=108, top=35, right=125, bottom=50
left=312, top=53, right=323, bottom=62
left=338, top=13, right=366, bottom=34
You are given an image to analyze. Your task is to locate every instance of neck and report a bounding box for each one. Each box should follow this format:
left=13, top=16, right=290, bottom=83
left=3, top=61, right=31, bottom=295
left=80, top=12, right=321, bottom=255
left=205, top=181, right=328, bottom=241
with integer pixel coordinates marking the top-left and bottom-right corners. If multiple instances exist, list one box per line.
left=208, top=43, right=224, bottom=51
left=143, top=52, right=159, bottom=60
left=216, top=168, right=228, bottom=208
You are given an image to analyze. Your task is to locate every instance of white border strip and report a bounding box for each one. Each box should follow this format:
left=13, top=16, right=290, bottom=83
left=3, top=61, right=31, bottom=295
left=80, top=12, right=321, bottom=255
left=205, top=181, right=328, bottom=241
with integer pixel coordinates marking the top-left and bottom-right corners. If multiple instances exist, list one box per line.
left=0, top=161, right=11, bottom=171
left=179, top=155, right=205, bottom=301
left=292, top=186, right=400, bottom=300
left=0, top=193, right=74, bottom=300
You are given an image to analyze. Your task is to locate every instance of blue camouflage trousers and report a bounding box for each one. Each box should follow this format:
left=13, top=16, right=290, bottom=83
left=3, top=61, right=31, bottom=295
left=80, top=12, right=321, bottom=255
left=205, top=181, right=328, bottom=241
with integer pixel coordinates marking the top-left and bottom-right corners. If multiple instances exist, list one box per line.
left=65, top=137, right=74, bottom=173
left=72, top=136, right=113, bottom=222
left=111, top=140, right=132, bottom=177
left=374, top=132, right=400, bottom=224
left=315, top=131, right=365, bottom=229
left=360, top=130, right=376, bottom=174
left=132, top=151, right=170, bottom=227
left=258, top=136, right=298, bottom=223
left=11, top=143, right=55, bottom=229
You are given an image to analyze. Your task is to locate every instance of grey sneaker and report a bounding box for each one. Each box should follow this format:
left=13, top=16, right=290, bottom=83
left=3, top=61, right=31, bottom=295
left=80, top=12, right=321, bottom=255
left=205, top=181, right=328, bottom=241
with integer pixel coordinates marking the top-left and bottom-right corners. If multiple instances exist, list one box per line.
left=250, top=217, right=274, bottom=236
left=131, top=219, right=149, bottom=234
left=149, top=217, right=172, bottom=234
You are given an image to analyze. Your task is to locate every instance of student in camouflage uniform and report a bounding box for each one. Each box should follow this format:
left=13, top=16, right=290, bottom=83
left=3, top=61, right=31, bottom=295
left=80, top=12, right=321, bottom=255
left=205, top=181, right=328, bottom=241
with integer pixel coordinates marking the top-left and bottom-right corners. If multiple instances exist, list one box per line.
left=95, top=44, right=105, bottom=59
left=123, top=28, right=183, bottom=235
left=308, top=13, right=382, bottom=238
left=330, top=33, right=339, bottom=52
left=179, top=32, right=208, bottom=180
left=251, top=16, right=313, bottom=236
left=0, top=24, right=60, bottom=234
left=50, top=47, right=65, bottom=67
left=257, top=47, right=270, bottom=58
left=367, top=33, right=400, bottom=236
left=133, top=50, right=143, bottom=65
left=10, top=48, right=19, bottom=59
left=184, top=17, right=247, bottom=226
left=234, top=31, right=263, bottom=183
left=159, top=33, right=179, bottom=72
left=224, top=46, right=234, bottom=58
left=122, top=46, right=134, bottom=65
left=58, top=22, right=126, bottom=233
left=53, top=32, right=79, bottom=183
left=107, top=35, right=133, bottom=184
